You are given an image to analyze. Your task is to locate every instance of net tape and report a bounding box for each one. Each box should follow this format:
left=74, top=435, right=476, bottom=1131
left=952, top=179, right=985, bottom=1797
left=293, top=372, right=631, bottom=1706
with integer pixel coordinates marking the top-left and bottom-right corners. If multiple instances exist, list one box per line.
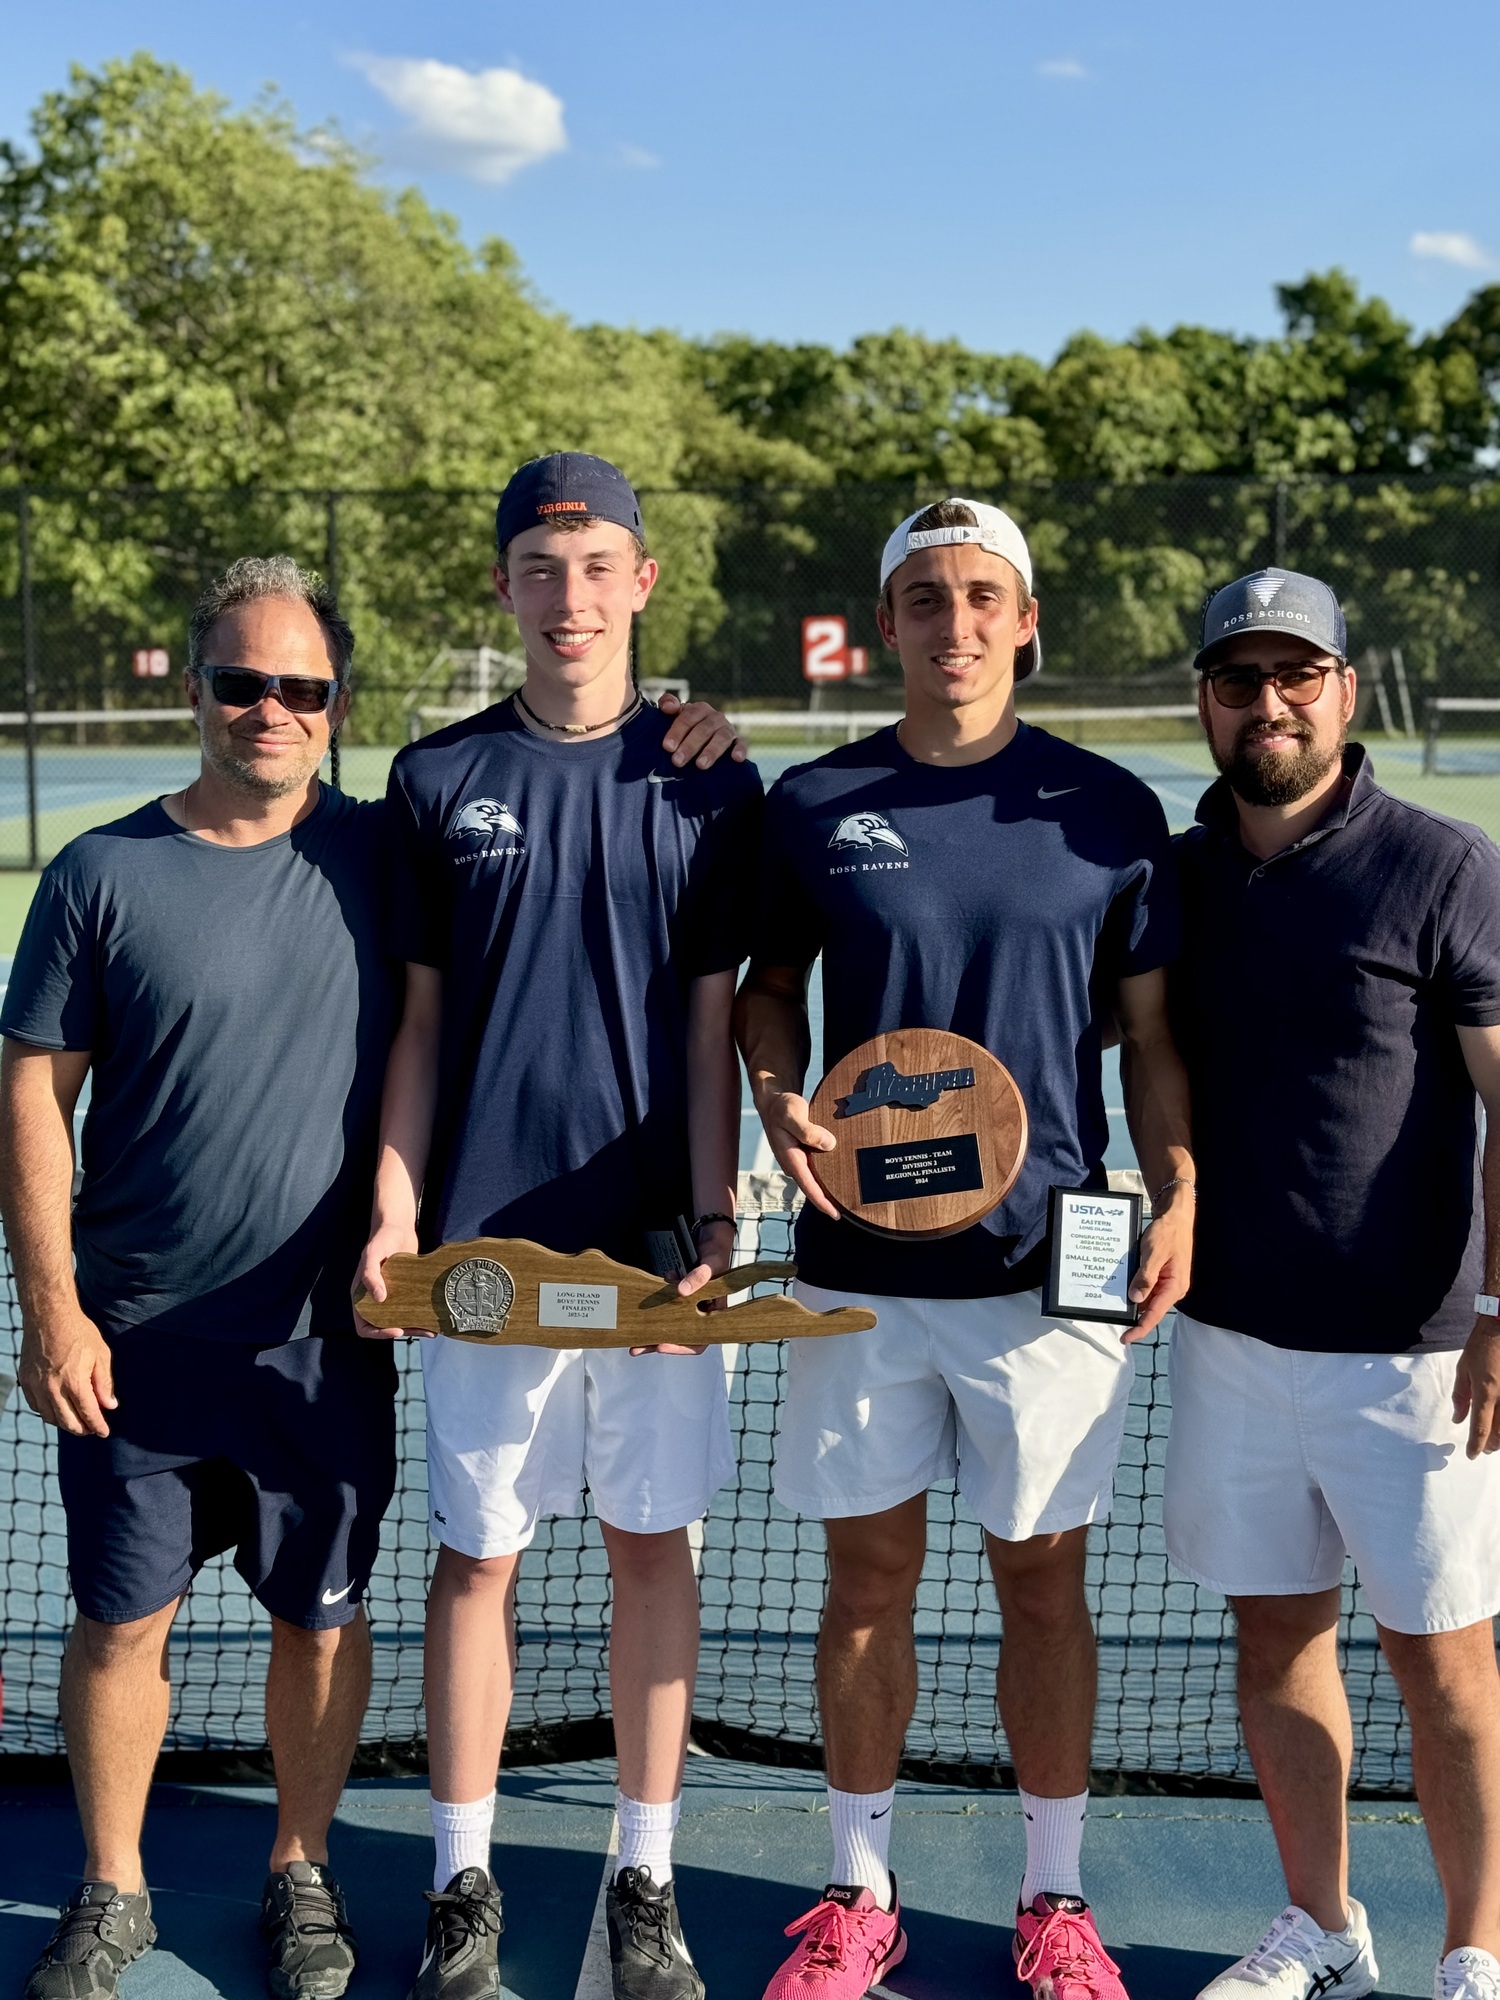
left=0, top=1203, right=1413, bottom=1791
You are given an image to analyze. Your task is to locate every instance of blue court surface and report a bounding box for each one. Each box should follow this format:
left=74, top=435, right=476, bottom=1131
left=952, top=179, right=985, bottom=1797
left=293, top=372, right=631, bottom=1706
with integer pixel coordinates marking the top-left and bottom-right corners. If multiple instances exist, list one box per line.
left=0, top=1762, right=1443, bottom=2000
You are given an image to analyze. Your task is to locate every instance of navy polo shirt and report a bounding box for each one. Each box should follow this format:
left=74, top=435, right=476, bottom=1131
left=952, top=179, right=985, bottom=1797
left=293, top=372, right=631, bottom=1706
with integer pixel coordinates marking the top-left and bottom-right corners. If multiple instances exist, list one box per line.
left=385, top=700, right=762, bottom=1264
left=1173, top=747, right=1500, bottom=1353
left=755, top=722, right=1179, bottom=1297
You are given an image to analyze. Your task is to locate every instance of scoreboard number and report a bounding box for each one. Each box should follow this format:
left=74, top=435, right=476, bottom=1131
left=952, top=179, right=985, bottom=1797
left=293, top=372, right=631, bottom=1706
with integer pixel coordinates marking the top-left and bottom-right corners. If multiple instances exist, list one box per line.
left=802, top=615, right=850, bottom=682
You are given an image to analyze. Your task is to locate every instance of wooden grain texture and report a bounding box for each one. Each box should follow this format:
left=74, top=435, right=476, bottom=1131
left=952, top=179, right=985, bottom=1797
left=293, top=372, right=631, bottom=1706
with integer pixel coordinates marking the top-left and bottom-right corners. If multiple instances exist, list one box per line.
left=353, top=1237, right=877, bottom=1346
left=807, top=1028, right=1027, bottom=1239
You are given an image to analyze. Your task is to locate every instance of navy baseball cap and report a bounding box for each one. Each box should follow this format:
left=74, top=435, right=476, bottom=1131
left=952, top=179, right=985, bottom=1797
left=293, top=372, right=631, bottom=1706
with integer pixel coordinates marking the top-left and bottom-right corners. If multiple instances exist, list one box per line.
left=494, top=452, right=643, bottom=554
left=1195, top=567, right=1347, bottom=672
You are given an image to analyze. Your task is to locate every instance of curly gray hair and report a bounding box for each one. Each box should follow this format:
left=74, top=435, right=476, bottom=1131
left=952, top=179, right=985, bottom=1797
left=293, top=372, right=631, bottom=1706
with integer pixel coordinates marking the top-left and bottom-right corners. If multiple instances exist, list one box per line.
left=187, top=555, right=354, bottom=682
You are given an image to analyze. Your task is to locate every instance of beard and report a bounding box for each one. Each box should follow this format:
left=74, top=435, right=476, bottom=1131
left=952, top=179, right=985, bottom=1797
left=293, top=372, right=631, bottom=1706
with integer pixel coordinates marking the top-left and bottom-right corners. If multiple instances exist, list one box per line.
left=1212, top=713, right=1346, bottom=807
left=199, top=719, right=324, bottom=799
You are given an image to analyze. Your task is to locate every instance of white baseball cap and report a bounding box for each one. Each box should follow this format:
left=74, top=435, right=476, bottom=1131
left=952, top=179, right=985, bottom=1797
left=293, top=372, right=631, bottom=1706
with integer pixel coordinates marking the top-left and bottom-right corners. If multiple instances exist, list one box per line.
left=879, top=499, right=1041, bottom=680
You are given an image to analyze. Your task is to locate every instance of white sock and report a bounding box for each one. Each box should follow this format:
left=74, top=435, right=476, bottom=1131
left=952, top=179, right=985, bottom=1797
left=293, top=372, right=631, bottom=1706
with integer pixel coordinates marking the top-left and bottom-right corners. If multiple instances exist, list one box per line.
left=615, top=1792, right=680, bottom=1886
left=828, top=1784, right=895, bottom=1909
left=430, top=1793, right=495, bottom=1892
left=1019, top=1788, right=1087, bottom=1906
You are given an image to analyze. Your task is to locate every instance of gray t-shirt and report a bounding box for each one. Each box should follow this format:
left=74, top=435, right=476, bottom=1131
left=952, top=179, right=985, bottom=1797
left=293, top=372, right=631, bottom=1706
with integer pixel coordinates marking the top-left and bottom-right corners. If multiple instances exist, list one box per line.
left=1, top=788, right=398, bottom=1343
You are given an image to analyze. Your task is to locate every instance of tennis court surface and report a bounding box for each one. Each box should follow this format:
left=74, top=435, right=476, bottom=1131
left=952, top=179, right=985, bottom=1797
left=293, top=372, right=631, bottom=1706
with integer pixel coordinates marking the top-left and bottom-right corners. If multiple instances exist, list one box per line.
left=0, top=1766, right=1446, bottom=2000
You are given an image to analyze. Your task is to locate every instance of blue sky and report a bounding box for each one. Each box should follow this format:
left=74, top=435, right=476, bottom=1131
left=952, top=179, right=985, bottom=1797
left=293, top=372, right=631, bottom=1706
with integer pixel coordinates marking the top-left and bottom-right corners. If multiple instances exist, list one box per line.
left=4, top=0, right=1497, bottom=359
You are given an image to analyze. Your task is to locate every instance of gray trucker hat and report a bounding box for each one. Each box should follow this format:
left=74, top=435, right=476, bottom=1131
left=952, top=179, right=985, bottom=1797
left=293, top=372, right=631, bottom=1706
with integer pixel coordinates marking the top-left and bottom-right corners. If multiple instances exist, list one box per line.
left=1194, top=567, right=1347, bottom=672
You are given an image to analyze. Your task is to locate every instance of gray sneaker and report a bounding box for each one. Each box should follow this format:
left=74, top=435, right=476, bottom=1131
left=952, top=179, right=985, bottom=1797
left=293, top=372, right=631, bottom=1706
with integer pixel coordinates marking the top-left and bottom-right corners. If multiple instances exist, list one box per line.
left=23, top=1883, right=156, bottom=2000
left=406, top=1869, right=503, bottom=2000
left=260, top=1862, right=359, bottom=2000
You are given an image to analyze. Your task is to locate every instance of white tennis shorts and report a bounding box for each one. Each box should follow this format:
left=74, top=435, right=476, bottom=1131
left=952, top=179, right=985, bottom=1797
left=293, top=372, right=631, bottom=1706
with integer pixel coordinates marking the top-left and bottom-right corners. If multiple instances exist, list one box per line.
left=775, top=1284, right=1135, bottom=1541
left=1164, top=1314, right=1500, bottom=1634
left=420, top=1336, right=734, bottom=1560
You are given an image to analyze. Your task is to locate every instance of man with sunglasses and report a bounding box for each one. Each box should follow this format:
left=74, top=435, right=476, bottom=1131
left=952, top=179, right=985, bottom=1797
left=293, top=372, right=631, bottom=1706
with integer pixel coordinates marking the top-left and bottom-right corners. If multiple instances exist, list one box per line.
left=1166, top=569, right=1500, bottom=2000
left=2, top=550, right=745, bottom=2000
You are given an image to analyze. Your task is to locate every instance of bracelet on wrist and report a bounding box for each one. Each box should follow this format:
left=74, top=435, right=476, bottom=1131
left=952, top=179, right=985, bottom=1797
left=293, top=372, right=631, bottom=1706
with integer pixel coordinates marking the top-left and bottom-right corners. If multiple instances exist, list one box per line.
left=693, top=1212, right=735, bottom=1238
left=1153, top=1176, right=1196, bottom=1208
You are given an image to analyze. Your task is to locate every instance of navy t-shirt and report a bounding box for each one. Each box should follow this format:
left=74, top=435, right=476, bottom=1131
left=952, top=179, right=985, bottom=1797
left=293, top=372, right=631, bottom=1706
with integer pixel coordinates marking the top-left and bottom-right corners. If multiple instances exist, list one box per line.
left=385, top=700, right=762, bottom=1262
left=0, top=788, right=399, bottom=1342
left=755, top=723, right=1179, bottom=1297
left=1173, top=747, right=1500, bottom=1354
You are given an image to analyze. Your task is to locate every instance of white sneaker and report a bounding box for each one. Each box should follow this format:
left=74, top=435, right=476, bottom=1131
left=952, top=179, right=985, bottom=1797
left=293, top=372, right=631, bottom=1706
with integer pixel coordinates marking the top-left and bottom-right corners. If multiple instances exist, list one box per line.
left=1435, top=1947, right=1500, bottom=1999
left=1197, top=1901, right=1378, bottom=1998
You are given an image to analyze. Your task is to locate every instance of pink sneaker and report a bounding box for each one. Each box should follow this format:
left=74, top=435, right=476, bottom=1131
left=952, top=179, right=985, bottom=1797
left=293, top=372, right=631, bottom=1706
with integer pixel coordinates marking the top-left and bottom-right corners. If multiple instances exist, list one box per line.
left=1014, top=1894, right=1130, bottom=1999
left=762, top=1882, right=907, bottom=2000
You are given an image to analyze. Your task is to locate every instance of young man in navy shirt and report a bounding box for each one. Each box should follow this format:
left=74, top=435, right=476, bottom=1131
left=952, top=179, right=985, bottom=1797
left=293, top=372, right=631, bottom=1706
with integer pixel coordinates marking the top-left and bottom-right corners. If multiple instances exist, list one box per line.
left=357, top=455, right=761, bottom=2000
left=1167, top=571, right=1500, bottom=2000
left=738, top=499, right=1196, bottom=2000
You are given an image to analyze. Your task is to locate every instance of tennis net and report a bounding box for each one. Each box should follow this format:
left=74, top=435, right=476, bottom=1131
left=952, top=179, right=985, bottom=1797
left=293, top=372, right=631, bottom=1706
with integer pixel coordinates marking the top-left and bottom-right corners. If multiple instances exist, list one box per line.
left=0, top=1184, right=1414, bottom=1794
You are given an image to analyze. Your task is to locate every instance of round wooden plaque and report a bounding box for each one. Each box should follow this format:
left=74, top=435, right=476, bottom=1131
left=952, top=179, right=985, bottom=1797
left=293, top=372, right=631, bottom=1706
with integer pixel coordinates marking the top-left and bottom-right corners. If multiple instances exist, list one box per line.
left=807, top=1028, right=1027, bottom=1240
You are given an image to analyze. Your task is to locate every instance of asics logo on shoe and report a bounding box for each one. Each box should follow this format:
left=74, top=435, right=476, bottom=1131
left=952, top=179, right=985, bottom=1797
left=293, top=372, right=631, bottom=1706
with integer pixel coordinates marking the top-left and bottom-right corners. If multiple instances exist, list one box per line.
left=1308, top=1961, right=1362, bottom=1996
left=321, top=1582, right=354, bottom=1605
left=1037, top=786, right=1080, bottom=800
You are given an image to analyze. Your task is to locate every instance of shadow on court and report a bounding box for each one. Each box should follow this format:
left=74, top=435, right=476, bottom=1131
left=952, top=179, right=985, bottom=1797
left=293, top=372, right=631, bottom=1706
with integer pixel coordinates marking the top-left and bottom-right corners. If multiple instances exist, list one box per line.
left=0, top=1766, right=1442, bottom=2000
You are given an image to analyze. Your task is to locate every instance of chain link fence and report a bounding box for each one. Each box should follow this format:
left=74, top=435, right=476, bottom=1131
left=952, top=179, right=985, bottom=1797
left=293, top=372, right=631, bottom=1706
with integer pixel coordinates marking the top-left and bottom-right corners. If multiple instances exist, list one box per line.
left=0, top=476, right=1497, bottom=866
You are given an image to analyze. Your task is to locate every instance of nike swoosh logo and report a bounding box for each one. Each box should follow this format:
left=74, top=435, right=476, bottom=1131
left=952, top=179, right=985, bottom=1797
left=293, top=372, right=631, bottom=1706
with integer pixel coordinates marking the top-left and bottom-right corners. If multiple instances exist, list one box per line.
left=647, top=771, right=676, bottom=784
left=1038, top=786, right=1080, bottom=800
left=870, top=1805, right=892, bottom=1820
left=321, top=1582, right=355, bottom=1605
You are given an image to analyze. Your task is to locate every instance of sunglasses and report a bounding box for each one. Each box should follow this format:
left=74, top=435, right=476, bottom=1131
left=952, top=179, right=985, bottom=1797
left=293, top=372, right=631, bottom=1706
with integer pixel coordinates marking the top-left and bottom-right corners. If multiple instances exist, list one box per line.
left=1203, top=662, right=1334, bottom=709
left=194, top=665, right=341, bottom=714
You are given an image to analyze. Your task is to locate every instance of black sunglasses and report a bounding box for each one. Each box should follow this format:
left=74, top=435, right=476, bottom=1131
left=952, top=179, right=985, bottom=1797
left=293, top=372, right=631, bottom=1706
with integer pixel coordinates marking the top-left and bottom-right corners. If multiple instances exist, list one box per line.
left=1203, top=662, right=1334, bottom=710
left=194, top=665, right=341, bottom=714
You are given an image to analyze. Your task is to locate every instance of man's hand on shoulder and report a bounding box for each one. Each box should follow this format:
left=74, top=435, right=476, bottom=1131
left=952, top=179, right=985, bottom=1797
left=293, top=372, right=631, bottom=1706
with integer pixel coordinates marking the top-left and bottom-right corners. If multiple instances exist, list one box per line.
left=1454, top=1319, right=1500, bottom=1459
left=19, top=1305, right=117, bottom=1436
left=657, top=691, right=747, bottom=769
left=353, top=1222, right=433, bottom=1340
left=1124, top=1186, right=1194, bottom=1344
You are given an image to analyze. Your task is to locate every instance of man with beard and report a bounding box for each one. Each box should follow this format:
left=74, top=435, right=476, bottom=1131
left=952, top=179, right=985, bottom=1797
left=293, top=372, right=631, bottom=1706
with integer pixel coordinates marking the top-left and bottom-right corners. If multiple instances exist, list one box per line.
left=1166, top=569, right=1500, bottom=2000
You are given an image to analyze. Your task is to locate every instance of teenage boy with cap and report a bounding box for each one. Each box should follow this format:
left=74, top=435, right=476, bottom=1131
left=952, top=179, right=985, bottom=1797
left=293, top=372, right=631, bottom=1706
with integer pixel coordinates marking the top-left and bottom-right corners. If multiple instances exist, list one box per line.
left=1167, top=568, right=1500, bottom=2000
left=738, top=498, right=1196, bottom=2000
left=357, top=454, right=762, bottom=2000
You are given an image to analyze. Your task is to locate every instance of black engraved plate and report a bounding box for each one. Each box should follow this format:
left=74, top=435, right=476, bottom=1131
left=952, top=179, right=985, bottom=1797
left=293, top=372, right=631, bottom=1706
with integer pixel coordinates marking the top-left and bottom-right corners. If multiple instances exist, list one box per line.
left=855, top=1133, right=984, bottom=1205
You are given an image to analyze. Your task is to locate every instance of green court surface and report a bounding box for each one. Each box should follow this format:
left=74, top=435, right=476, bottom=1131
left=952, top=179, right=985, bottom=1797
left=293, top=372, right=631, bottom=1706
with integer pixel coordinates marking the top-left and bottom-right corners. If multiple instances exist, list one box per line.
left=0, top=1763, right=1446, bottom=2000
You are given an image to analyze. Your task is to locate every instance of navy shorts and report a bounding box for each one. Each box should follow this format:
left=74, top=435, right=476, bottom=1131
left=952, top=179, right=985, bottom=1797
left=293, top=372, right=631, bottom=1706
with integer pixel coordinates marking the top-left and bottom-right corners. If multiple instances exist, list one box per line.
left=57, top=1326, right=398, bottom=1630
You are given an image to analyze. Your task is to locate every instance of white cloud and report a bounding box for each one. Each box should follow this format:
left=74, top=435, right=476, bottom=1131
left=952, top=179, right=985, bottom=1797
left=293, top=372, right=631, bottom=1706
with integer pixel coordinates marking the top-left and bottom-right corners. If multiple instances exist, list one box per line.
left=1410, top=230, right=1495, bottom=271
left=619, top=144, right=662, bottom=171
left=1037, top=57, right=1089, bottom=80
left=351, top=54, right=566, bottom=183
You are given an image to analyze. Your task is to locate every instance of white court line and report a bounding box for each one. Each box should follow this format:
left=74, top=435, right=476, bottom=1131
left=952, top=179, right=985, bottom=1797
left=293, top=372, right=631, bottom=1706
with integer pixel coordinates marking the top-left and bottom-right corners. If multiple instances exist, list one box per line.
left=572, top=1820, right=621, bottom=2000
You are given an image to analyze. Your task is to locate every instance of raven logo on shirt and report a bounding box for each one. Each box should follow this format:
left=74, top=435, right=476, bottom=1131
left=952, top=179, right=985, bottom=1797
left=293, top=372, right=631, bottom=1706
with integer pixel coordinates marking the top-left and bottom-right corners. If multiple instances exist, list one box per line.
left=451, top=799, right=524, bottom=843
left=829, top=812, right=908, bottom=856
